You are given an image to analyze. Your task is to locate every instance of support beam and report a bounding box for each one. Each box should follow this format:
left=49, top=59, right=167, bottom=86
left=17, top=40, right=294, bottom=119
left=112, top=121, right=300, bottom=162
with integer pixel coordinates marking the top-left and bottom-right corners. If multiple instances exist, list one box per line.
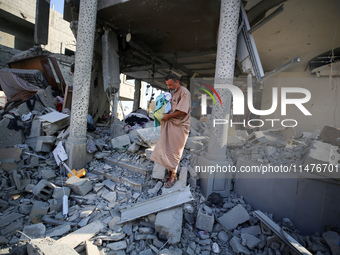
left=133, top=79, right=142, bottom=111
left=66, top=0, right=98, bottom=169
left=197, top=0, right=240, bottom=197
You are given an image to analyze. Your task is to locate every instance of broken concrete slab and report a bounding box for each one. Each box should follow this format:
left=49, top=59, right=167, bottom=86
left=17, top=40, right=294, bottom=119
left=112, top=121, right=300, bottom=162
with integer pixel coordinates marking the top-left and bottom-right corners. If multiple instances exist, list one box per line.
left=241, top=233, right=261, bottom=249
left=111, top=134, right=130, bottom=149
left=155, top=206, right=183, bottom=244
left=152, top=162, right=166, bottom=180
left=27, top=237, right=78, bottom=255
left=107, top=240, right=127, bottom=251
left=26, top=136, right=56, bottom=152
left=105, top=158, right=150, bottom=175
left=20, top=223, right=46, bottom=241
left=148, top=181, right=163, bottom=196
left=119, top=186, right=194, bottom=224
left=0, top=118, right=23, bottom=148
left=65, top=176, right=92, bottom=196
left=52, top=187, right=71, bottom=200
left=101, top=191, right=117, bottom=203
left=230, top=236, right=251, bottom=255
left=102, top=179, right=116, bottom=191
left=322, top=231, right=340, bottom=255
left=0, top=213, right=24, bottom=228
left=85, top=240, right=101, bottom=255
left=240, top=225, right=261, bottom=236
left=28, top=119, right=43, bottom=138
left=217, top=204, right=250, bottom=230
left=227, top=136, right=244, bottom=148
left=56, top=220, right=106, bottom=249
left=41, top=117, right=70, bottom=136
left=0, top=148, right=22, bottom=162
left=30, top=201, right=49, bottom=224
left=136, top=126, right=161, bottom=147
left=45, top=223, right=71, bottom=237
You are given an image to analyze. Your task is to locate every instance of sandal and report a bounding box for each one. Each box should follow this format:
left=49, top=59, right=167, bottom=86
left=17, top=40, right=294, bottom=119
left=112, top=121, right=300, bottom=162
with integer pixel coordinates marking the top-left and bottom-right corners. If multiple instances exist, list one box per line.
left=163, top=171, right=171, bottom=182
left=164, top=176, right=177, bottom=188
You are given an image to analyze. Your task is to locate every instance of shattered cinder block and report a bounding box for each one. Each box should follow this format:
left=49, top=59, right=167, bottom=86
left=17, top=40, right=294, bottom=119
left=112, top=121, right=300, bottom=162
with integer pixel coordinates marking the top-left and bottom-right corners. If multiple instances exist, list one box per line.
left=32, top=179, right=55, bottom=200
left=152, top=162, right=166, bottom=180
left=65, top=176, right=92, bottom=196
left=196, top=207, right=214, bottom=232
left=155, top=207, right=183, bottom=244
left=218, top=204, right=250, bottom=230
left=111, top=134, right=130, bottom=149
left=0, top=118, right=23, bottom=148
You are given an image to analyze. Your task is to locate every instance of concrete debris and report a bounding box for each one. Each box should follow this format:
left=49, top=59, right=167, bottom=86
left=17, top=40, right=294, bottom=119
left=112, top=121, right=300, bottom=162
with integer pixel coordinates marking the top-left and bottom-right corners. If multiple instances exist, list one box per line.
left=0, top=88, right=337, bottom=255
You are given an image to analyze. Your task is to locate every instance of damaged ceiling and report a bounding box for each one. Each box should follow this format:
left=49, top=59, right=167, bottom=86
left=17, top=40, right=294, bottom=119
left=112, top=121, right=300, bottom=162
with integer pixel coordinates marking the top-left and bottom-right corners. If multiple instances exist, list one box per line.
left=64, top=0, right=340, bottom=90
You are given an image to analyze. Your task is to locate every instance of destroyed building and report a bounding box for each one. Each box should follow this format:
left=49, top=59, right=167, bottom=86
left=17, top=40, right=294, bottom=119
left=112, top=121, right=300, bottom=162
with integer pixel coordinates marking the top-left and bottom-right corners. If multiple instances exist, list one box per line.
left=0, top=0, right=340, bottom=254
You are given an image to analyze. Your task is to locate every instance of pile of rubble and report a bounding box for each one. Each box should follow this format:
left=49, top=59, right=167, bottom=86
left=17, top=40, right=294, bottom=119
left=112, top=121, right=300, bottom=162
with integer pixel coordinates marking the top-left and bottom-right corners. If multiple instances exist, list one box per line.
left=0, top=88, right=340, bottom=254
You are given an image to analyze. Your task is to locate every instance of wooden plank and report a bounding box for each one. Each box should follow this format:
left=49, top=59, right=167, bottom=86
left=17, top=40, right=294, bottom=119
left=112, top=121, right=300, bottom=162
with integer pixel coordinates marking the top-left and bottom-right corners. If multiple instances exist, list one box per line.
left=56, top=220, right=106, bottom=249
left=254, top=210, right=312, bottom=255
left=118, top=186, right=194, bottom=224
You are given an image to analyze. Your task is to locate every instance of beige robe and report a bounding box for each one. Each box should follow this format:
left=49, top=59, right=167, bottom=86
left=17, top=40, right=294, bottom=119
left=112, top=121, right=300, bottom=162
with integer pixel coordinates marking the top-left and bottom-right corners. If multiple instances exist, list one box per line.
left=150, top=86, right=191, bottom=173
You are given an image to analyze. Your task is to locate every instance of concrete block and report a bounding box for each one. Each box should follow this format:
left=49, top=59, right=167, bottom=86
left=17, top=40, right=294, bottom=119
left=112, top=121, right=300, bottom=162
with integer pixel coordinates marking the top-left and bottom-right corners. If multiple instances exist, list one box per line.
left=128, top=142, right=140, bottom=152
left=137, top=126, right=161, bottom=147
left=30, top=201, right=49, bottom=223
left=101, top=191, right=117, bottom=203
left=26, top=136, right=56, bottom=152
left=52, top=187, right=71, bottom=200
left=111, top=134, right=130, bottom=149
left=38, top=168, right=57, bottom=180
left=20, top=223, right=46, bottom=241
left=128, top=129, right=140, bottom=143
left=195, top=207, right=214, bottom=232
left=110, top=124, right=126, bottom=138
left=217, top=204, right=250, bottom=230
left=79, top=205, right=95, bottom=218
left=29, top=156, right=40, bottom=167
left=188, top=177, right=197, bottom=189
left=230, top=236, right=250, bottom=254
left=45, top=223, right=71, bottom=237
left=1, top=221, right=23, bottom=237
left=108, top=216, right=121, bottom=230
left=227, top=136, right=244, bottom=148
left=319, top=125, right=340, bottom=147
left=32, top=179, right=55, bottom=200
left=145, top=148, right=154, bottom=159
left=0, top=148, right=22, bottom=162
left=155, top=207, right=183, bottom=244
left=0, top=213, right=24, bottom=228
left=0, top=118, right=23, bottom=148
left=107, top=240, right=127, bottom=251
left=65, top=176, right=92, bottom=196
left=28, top=119, right=43, bottom=138
left=103, top=179, right=116, bottom=191
left=42, top=117, right=70, bottom=136
left=241, top=233, right=261, bottom=249
left=185, top=138, right=204, bottom=150
left=152, top=162, right=166, bottom=180
left=323, top=231, right=340, bottom=255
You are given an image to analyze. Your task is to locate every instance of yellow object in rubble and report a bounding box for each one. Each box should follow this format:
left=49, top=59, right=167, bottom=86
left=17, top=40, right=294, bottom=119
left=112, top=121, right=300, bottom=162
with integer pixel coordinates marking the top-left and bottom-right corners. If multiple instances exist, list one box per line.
left=67, top=168, right=86, bottom=178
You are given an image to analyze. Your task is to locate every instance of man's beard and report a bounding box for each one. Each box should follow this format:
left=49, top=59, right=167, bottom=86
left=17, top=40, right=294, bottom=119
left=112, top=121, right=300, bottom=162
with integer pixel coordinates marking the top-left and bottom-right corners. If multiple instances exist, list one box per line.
left=170, top=88, right=177, bottom=93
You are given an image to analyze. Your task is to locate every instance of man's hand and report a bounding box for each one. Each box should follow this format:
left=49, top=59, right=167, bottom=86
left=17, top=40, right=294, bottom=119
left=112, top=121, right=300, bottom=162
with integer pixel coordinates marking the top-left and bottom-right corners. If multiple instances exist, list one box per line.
left=161, top=114, right=170, bottom=121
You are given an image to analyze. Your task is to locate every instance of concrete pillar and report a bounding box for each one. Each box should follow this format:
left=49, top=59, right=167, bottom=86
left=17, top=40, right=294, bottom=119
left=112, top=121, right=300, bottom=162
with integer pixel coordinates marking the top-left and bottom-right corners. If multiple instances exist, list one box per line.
left=66, top=0, right=98, bottom=169
left=133, top=79, right=142, bottom=111
left=197, top=0, right=240, bottom=197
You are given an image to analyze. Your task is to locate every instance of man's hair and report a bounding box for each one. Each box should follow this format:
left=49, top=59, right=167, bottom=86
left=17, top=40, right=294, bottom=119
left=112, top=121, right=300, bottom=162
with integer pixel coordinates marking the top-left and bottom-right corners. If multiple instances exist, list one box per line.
left=165, top=72, right=178, bottom=82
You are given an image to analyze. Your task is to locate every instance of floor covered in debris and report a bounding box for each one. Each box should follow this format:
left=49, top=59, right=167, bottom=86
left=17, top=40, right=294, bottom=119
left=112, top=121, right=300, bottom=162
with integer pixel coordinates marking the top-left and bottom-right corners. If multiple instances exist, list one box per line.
left=0, top=86, right=339, bottom=255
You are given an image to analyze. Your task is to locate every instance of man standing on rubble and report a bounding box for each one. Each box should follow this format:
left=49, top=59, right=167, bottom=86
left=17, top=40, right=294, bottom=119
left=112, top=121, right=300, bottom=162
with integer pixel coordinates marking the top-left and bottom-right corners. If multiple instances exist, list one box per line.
left=151, top=73, right=191, bottom=188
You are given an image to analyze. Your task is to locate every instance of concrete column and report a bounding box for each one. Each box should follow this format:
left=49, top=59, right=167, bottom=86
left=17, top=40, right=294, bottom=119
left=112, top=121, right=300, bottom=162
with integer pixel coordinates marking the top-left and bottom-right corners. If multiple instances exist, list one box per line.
left=197, top=0, right=240, bottom=197
left=66, top=0, right=98, bottom=169
left=133, top=79, right=142, bottom=111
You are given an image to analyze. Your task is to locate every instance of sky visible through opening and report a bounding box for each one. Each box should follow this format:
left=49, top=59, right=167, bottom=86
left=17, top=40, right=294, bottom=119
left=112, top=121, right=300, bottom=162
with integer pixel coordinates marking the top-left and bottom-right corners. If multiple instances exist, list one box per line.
left=50, top=0, right=64, bottom=15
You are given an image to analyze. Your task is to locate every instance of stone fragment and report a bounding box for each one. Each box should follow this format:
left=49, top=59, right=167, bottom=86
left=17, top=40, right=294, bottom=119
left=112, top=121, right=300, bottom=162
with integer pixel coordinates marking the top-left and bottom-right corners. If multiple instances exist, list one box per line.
left=103, top=179, right=116, bottom=191
left=107, top=240, right=127, bottom=251
left=319, top=125, right=340, bottom=147
left=218, top=231, right=229, bottom=243
left=0, top=236, right=9, bottom=245
left=323, top=231, right=340, bottom=255
left=136, top=126, right=161, bottom=147
left=52, top=187, right=71, bottom=200
left=240, top=225, right=261, bottom=236
left=1, top=221, right=23, bottom=237
left=152, top=162, right=166, bottom=180
left=155, top=207, right=183, bottom=244
left=111, top=135, right=130, bottom=149
left=27, top=237, right=78, bottom=255
left=0, top=213, right=24, bottom=228
left=101, top=191, right=117, bottom=203
left=65, top=176, right=92, bottom=196
left=108, top=216, right=121, bottom=230
left=230, top=236, right=251, bottom=255
left=158, top=248, right=183, bottom=255
left=212, top=243, right=221, bottom=253
left=30, top=201, right=49, bottom=223
left=45, top=224, right=71, bottom=237
left=148, top=181, right=163, bottom=196
left=26, top=136, right=56, bottom=152
left=217, top=204, right=250, bottom=230
left=0, top=118, right=23, bottom=148
left=241, top=233, right=261, bottom=249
